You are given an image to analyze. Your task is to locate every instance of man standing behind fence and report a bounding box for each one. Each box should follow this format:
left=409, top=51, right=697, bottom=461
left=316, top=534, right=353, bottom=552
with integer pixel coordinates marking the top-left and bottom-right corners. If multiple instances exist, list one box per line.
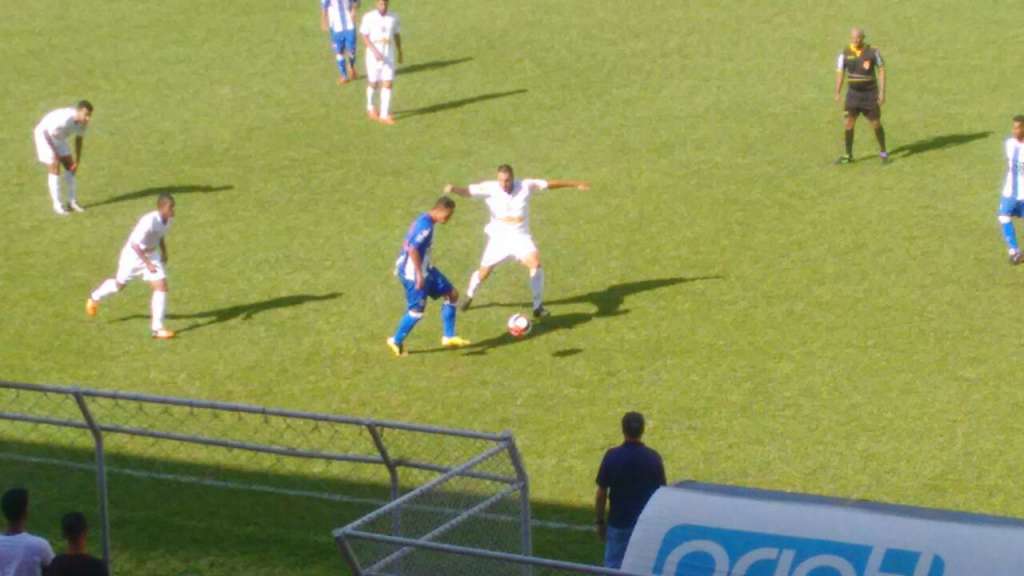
left=0, top=488, right=54, bottom=576
left=594, top=412, right=666, bottom=569
left=48, top=512, right=107, bottom=576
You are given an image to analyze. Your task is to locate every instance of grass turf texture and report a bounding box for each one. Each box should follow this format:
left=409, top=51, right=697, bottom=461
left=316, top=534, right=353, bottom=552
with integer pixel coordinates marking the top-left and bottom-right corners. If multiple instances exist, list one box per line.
left=2, top=0, right=1024, bottom=573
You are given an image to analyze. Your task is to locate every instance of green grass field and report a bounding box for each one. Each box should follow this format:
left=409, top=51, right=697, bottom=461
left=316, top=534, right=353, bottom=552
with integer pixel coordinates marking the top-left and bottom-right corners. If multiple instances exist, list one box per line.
left=3, top=0, right=1024, bottom=573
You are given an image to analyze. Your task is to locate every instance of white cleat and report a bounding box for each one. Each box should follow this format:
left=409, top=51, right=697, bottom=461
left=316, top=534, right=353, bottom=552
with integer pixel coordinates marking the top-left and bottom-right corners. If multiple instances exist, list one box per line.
left=69, top=201, right=86, bottom=213
left=53, top=204, right=68, bottom=216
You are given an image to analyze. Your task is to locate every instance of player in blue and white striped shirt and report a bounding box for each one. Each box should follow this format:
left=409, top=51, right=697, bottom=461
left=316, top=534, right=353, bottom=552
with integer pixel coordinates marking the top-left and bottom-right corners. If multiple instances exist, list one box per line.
left=320, top=0, right=359, bottom=84
left=998, top=116, right=1024, bottom=265
left=388, top=197, right=471, bottom=357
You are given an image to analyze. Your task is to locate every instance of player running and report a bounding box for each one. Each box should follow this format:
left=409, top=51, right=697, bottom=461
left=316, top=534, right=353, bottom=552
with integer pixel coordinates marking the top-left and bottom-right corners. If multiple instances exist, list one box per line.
left=998, top=116, right=1024, bottom=265
left=444, top=165, right=590, bottom=318
left=86, top=193, right=177, bottom=339
left=33, top=101, right=93, bottom=215
left=321, top=0, right=359, bottom=84
left=360, top=0, right=402, bottom=125
left=388, top=196, right=470, bottom=356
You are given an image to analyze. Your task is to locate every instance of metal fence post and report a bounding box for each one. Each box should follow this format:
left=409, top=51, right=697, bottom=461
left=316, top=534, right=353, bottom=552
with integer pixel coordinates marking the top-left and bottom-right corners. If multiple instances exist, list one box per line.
left=72, top=391, right=112, bottom=574
left=334, top=531, right=365, bottom=576
left=366, top=424, right=402, bottom=537
left=502, top=431, right=533, bottom=576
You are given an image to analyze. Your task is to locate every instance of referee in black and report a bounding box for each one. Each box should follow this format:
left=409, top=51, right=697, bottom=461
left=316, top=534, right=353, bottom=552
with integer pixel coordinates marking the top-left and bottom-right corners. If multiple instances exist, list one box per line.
left=834, top=27, right=888, bottom=164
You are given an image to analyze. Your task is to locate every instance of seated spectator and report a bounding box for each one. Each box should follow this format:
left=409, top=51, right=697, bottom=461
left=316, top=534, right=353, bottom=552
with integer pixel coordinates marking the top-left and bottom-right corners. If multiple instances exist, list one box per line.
left=594, top=411, right=666, bottom=569
left=0, top=488, right=54, bottom=576
left=48, top=512, right=107, bottom=576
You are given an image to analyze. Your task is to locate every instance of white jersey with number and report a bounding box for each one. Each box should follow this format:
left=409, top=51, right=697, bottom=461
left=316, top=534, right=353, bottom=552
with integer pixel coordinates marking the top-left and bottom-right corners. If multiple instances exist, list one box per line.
left=359, top=9, right=400, bottom=61
left=468, top=179, right=549, bottom=236
left=323, top=0, right=356, bottom=32
left=1003, top=137, right=1024, bottom=200
left=35, top=108, right=87, bottom=143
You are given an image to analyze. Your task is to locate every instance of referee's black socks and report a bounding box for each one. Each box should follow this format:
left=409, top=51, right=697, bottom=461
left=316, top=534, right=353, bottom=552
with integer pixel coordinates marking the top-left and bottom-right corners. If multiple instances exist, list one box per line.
left=844, top=129, right=854, bottom=157
left=873, top=126, right=887, bottom=153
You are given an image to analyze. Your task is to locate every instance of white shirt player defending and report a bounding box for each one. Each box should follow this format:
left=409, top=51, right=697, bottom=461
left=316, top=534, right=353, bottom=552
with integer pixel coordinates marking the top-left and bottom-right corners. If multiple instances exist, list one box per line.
left=0, top=532, right=54, bottom=576
left=33, top=107, right=87, bottom=164
left=445, top=166, right=590, bottom=316
left=360, top=5, right=400, bottom=79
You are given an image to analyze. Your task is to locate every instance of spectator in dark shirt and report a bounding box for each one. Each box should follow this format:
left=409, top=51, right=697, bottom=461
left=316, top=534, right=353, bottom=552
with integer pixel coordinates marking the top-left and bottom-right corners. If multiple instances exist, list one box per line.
left=594, top=411, right=666, bottom=569
left=47, top=512, right=107, bottom=576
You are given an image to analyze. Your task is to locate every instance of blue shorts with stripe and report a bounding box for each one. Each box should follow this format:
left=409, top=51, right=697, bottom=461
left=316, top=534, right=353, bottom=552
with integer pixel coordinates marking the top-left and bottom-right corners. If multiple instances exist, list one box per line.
left=400, top=268, right=454, bottom=313
left=331, top=30, right=358, bottom=56
left=999, top=196, right=1024, bottom=218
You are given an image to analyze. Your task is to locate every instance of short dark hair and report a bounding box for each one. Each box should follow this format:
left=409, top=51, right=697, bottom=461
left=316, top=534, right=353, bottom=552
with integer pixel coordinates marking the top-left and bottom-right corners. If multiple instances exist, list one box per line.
left=157, top=192, right=175, bottom=207
left=621, top=412, right=645, bottom=439
left=434, top=196, right=456, bottom=211
left=497, top=164, right=514, bottom=176
left=1, top=488, right=29, bottom=524
left=61, top=512, right=88, bottom=540
left=77, top=100, right=94, bottom=113
left=1014, top=115, right=1024, bottom=125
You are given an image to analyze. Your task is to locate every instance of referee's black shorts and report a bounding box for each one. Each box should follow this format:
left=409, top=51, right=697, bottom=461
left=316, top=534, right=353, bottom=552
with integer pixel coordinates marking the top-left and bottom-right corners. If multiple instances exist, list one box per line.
left=845, top=89, right=881, bottom=121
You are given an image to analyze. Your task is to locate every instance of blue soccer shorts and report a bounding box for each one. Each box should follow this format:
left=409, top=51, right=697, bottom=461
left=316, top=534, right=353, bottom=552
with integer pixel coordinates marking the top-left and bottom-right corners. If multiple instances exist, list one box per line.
left=332, top=30, right=358, bottom=57
left=999, top=196, right=1024, bottom=218
left=400, top=268, right=454, bottom=313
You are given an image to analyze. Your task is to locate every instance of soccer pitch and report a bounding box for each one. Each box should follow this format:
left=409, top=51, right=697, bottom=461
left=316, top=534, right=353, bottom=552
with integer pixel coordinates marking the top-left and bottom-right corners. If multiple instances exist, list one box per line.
left=3, top=0, right=1024, bottom=573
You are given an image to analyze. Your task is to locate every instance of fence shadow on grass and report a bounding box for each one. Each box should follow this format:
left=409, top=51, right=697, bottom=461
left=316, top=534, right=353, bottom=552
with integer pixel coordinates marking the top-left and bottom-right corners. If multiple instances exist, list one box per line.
left=417, top=276, right=722, bottom=356
left=0, top=439, right=601, bottom=576
left=89, top=184, right=234, bottom=208
left=114, top=292, right=341, bottom=334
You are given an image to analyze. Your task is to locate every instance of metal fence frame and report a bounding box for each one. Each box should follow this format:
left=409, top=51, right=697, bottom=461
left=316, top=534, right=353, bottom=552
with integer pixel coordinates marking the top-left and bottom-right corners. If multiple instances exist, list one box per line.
left=0, top=380, right=642, bottom=576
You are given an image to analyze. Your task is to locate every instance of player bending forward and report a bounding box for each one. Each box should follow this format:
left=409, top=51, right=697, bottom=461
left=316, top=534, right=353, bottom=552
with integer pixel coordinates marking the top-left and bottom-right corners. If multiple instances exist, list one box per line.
left=388, top=197, right=470, bottom=356
left=445, top=165, right=590, bottom=318
left=86, top=193, right=177, bottom=339
left=33, top=101, right=93, bottom=215
left=998, top=115, right=1024, bottom=265
left=360, top=0, right=402, bottom=125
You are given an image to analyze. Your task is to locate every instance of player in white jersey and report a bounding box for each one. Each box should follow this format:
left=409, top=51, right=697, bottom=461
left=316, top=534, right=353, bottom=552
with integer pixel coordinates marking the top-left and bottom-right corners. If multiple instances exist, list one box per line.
left=320, top=0, right=359, bottom=84
left=445, top=164, right=590, bottom=318
left=997, top=115, right=1024, bottom=265
left=360, top=0, right=403, bottom=125
left=33, top=101, right=93, bottom=215
left=86, top=193, right=177, bottom=339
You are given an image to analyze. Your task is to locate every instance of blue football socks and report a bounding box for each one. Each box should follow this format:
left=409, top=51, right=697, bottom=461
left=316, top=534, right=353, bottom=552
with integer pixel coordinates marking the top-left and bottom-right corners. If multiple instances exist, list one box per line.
left=1003, top=220, right=1019, bottom=253
left=393, top=312, right=421, bottom=345
left=441, top=303, right=457, bottom=338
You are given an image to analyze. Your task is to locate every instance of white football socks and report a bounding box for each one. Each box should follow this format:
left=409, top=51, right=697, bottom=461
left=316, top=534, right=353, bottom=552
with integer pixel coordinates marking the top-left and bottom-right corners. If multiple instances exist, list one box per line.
left=367, top=86, right=376, bottom=111
left=90, top=279, right=120, bottom=302
left=467, top=271, right=482, bottom=298
left=530, top=268, right=545, bottom=310
left=151, top=290, right=167, bottom=331
left=48, top=174, right=61, bottom=209
left=64, top=171, right=77, bottom=203
left=380, top=88, right=392, bottom=118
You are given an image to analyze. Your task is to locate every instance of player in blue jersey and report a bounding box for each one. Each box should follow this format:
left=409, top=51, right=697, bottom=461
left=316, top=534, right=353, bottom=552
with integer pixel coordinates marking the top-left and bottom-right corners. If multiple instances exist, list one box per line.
left=998, top=115, right=1024, bottom=265
left=321, top=0, right=359, bottom=84
left=388, top=197, right=471, bottom=356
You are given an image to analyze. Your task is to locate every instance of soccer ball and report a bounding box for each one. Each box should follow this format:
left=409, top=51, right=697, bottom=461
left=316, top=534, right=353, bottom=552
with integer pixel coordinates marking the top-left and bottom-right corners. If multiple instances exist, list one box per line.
left=507, top=313, right=532, bottom=338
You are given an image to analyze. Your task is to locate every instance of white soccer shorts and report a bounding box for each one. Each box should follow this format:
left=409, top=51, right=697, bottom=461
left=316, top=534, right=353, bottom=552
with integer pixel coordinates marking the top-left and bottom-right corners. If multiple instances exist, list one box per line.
left=365, top=56, right=396, bottom=83
left=479, top=231, right=539, bottom=267
left=116, top=249, right=166, bottom=284
left=34, top=129, right=70, bottom=165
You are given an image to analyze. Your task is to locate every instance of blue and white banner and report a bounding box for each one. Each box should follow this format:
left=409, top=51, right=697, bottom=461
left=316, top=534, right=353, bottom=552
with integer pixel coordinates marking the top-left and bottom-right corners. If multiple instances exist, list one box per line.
left=621, top=481, right=1024, bottom=575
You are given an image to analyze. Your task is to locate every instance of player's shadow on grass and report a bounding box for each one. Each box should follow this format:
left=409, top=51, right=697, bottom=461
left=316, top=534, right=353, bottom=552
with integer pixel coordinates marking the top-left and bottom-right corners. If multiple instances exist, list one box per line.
left=395, top=89, right=528, bottom=120
left=89, top=184, right=234, bottom=208
left=887, top=131, right=992, bottom=159
left=416, top=276, right=721, bottom=356
left=397, top=57, right=473, bottom=77
left=115, top=292, right=340, bottom=334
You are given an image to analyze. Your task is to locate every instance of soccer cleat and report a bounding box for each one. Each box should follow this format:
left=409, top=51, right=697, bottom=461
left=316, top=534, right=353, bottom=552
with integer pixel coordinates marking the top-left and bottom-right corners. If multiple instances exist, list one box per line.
left=386, top=337, right=407, bottom=357
left=337, top=76, right=350, bottom=85
left=85, top=298, right=99, bottom=317
left=367, top=108, right=380, bottom=120
left=880, top=152, right=891, bottom=165
left=441, top=336, right=471, bottom=348
left=834, top=155, right=854, bottom=165
left=533, top=306, right=550, bottom=319
left=53, top=204, right=68, bottom=216
left=459, top=297, right=473, bottom=312
left=151, top=329, right=176, bottom=340
left=1010, top=252, right=1023, bottom=266
left=379, top=116, right=396, bottom=126
left=69, top=201, right=86, bottom=213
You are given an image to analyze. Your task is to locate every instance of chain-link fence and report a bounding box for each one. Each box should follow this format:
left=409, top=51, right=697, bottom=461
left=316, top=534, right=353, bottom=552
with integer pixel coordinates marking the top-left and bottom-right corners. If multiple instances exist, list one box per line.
left=0, top=380, right=641, bottom=576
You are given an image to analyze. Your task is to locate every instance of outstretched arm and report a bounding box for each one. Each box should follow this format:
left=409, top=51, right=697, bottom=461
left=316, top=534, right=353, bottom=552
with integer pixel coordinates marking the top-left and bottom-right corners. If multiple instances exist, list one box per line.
left=444, top=184, right=471, bottom=198
left=546, top=179, right=590, bottom=191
